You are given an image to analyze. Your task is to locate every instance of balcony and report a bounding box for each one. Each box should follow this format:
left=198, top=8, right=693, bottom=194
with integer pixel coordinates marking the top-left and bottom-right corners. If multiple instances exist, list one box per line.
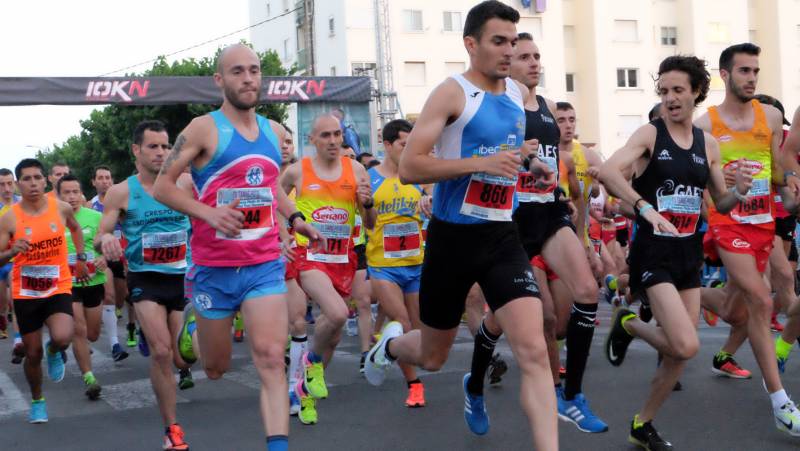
left=296, top=48, right=309, bottom=72
left=295, top=1, right=305, bottom=27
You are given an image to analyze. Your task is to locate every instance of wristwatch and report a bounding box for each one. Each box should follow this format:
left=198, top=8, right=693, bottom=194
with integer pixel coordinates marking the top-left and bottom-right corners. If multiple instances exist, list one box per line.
left=76, top=252, right=88, bottom=262
left=784, top=170, right=798, bottom=181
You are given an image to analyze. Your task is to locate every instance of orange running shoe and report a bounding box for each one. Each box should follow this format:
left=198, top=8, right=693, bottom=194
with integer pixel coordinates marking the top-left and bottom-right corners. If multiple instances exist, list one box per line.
left=702, top=308, right=719, bottom=327
left=711, top=353, right=752, bottom=379
left=163, top=423, right=189, bottom=451
left=405, top=381, right=426, bottom=408
left=771, top=313, right=784, bottom=332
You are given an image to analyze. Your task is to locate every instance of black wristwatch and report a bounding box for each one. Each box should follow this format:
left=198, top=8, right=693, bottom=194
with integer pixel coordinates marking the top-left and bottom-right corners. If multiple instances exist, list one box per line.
left=287, top=211, right=306, bottom=228
left=785, top=171, right=798, bottom=181
left=76, top=252, right=88, bottom=262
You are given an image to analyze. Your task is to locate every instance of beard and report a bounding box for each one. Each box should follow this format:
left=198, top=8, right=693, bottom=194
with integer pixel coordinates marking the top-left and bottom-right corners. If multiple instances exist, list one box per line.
left=224, top=84, right=260, bottom=110
left=728, top=78, right=753, bottom=103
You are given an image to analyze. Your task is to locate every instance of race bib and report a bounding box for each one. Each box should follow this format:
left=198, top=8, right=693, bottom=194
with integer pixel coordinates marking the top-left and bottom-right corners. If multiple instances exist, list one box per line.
left=461, top=173, right=515, bottom=221
left=216, top=187, right=274, bottom=240
left=731, top=178, right=772, bottom=225
left=20, top=265, right=59, bottom=297
left=517, top=155, right=557, bottom=203
left=655, top=193, right=702, bottom=238
left=383, top=222, right=421, bottom=259
left=68, top=252, right=97, bottom=282
left=307, top=223, right=351, bottom=263
left=142, top=231, right=188, bottom=269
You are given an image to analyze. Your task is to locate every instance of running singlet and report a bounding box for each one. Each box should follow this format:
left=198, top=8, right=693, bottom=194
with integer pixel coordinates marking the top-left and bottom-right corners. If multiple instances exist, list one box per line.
left=366, top=167, right=425, bottom=267
left=633, top=118, right=709, bottom=240
left=90, top=195, right=126, bottom=245
left=707, top=100, right=773, bottom=230
left=572, top=140, right=593, bottom=204
left=191, top=110, right=283, bottom=267
left=65, top=207, right=106, bottom=286
left=432, top=74, right=525, bottom=224
left=516, top=96, right=561, bottom=204
left=295, top=156, right=358, bottom=263
left=11, top=196, right=72, bottom=299
left=121, top=176, right=191, bottom=274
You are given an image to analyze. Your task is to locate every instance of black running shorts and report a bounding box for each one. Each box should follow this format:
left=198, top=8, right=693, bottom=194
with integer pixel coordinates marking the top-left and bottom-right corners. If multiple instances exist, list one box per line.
left=72, top=284, right=105, bottom=309
left=513, top=201, right=575, bottom=259
left=354, top=243, right=367, bottom=271
left=107, top=260, right=126, bottom=279
left=775, top=216, right=796, bottom=243
left=629, top=236, right=703, bottom=294
left=127, top=271, right=186, bottom=313
left=13, top=294, right=73, bottom=335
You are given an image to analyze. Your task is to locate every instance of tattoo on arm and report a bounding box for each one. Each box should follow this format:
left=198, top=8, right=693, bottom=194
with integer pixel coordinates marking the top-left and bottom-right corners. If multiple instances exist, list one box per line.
left=160, top=134, right=187, bottom=175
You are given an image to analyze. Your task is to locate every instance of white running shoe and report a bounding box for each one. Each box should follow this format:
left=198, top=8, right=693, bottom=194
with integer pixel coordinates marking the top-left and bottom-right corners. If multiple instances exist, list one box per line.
left=364, top=321, right=403, bottom=386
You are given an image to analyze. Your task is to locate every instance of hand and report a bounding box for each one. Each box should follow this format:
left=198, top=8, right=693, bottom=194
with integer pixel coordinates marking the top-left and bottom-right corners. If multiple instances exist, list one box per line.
left=205, top=199, right=245, bottom=238
left=786, top=172, right=800, bottom=197
left=733, top=160, right=753, bottom=195
left=94, top=256, right=107, bottom=272
left=519, top=138, right=539, bottom=159
left=419, top=194, right=433, bottom=217
left=530, top=159, right=556, bottom=190
left=480, top=151, right=521, bottom=179
left=587, top=166, right=601, bottom=180
left=100, top=234, right=123, bottom=262
left=642, top=208, right=679, bottom=236
left=357, top=181, right=373, bottom=207
left=294, top=220, right=327, bottom=252
left=74, top=260, right=91, bottom=285
left=9, top=238, right=30, bottom=257
left=281, top=237, right=297, bottom=262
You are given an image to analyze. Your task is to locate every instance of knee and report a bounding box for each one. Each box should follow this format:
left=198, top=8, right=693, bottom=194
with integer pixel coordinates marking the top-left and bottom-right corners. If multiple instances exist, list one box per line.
left=250, top=342, right=286, bottom=373
left=723, top=307, right=748, bottom=327
left=672, top=337, right=699, bottom=361
left=150, top=342, right=172, bottom=364
left=26, top=346, right=43, bottom=364
left=574, top=280, right=599, bottom=303
left=50, top=332, right=73, bottom=349
left=327, top=305, right=349, bottom=327
left=748, top=295, right=774, bottom=318
left=514, top=339, right=549, bottom=371
left=290, top=317, right=307, bottom=336
left=204, top=365, right=228, bottom=380
left=86, top=328, right=100, bottom=342
left=419, top=350, right=448, bottom=372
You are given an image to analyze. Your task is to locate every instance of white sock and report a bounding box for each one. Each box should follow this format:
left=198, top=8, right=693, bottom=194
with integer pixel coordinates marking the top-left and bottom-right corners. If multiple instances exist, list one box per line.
left=289, top=335, right=308, bottom=387
left=13, top=335, right=22, bottom=345
left=771, top=388, right=791, bottom=410
left=102, top=305, right=119, bottom=348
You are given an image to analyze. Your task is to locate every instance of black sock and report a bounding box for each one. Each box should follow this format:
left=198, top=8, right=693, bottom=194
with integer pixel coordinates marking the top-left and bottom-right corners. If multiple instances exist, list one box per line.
left=127, top=322, right=135, bottom=332
left=466, top=321, right=501, bottom=396
left=564, top=302, right=597, bottom=401
left=384, top=338, right=397, bottom=361
left=407, top=378, right=421, bottom=387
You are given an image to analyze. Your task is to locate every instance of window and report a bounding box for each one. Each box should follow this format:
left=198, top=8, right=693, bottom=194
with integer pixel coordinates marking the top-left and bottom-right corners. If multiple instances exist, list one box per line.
left=283, top=38, right=290, bottom=61
left=443, top=11, right=462, bottom=32
left=351, top=62, right=377, bottom=78
left=565, top=73, right=575, bottom=92
left=618, top=115, right=643, bottom=138
left=329, top=16, right=335, bottom=36
left=330, top=66, right=336, bottom=76
left=616, top=68, right=638, bottom=88
left=445, top=61, right=465, bottom=74
left=660, top=27, right=677, bottom=45
left=707, top=22, right=730, bottom=43
left=613, top=20, right=638, bottom=42
left=404, top=62, right=426, bottom=86
left=563, top=25, right=576, bottom=47
left=403, top=9, right=423, bottom=32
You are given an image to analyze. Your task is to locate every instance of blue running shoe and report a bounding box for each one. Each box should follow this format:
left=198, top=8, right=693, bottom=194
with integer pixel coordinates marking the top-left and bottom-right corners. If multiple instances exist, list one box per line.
left=463, top=373, right=489, bottom=435
left=558, top=393, right=609, bottom=433
left=29, top=398, right=47, bottom=424
left=778, top=356, right=788, bottom=374
left=289, top=390, right=301, bottom=416
left=137, top=328, right=150, bottom=357
left=555, top=385, right=567, bottom=414
left=45, top=341, right=65, bottom=383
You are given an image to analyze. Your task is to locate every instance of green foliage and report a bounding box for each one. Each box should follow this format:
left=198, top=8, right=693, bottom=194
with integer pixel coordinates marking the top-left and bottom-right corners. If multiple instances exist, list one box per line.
left=37, top=44, right=291, bottom=197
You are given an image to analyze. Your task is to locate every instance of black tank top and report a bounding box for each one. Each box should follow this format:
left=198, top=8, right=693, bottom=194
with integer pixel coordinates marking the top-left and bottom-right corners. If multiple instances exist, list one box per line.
left=515, top=96, right=561, bottom=207
left=633, top=118, right=709, bottom=241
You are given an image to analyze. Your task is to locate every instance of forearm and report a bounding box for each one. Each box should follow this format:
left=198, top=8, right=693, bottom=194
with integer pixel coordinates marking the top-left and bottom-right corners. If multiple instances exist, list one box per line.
left=598, top=168, right=645, bottom=209
left=153, top=180, right=211, bottom=221
left=710, top=190, right=739, bottom=215
left=360, top=207, right=377, bottom=230
left=399, top=154, right=479, bottom=185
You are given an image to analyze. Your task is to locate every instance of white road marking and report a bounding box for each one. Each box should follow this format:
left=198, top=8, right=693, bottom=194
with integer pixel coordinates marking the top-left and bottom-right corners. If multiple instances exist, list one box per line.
left=0, top=369, right=28, bottom=418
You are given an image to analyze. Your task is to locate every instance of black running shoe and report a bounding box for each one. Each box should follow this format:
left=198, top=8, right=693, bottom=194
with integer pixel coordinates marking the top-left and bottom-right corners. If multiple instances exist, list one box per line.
left=605, top=308, right=635, bottom=366
left=487, top=353, right=508, bottom=385
left=629, top=419, right=673, bottom=450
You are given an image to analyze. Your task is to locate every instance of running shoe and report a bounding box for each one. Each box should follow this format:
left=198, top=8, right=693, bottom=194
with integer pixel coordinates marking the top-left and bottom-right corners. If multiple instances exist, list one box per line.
left=233, top=313, right=244, bottom=343
left=605, top=307, right=635, bottom=366
left=555, top=385, right=567, bottom=414
left=84, top=373, right=102, bottom=400
left=138, top=327, right=150, bottom=357
left=233, top=329, right=244, bottom=343
left=28, top=398, right=47, bottom=424
left=701, top=308, right=719, bottom=327
left=629, top=417, right=672, bottom=450
left=364, top=321, right=403, bottom=386
left=405, top=381, right=425, bottom=408
left=463, top=373, right=489, bottom=435
left=712, top=353, right=751, bottom=379
left=359, top=352, right=366, bottom=375
left=126, top=323, right=137, bottom=347
left=111, top=343, right=129, bottom=362
left=177, top=304, right=196, bottom=364
left=771, top=313, right=785, bottom=333
left=487, top=353, right=508, bottom=385
left=163, top=423, right=189, bottom=451
left=558, top=393, right=609, bottom=433
left=296, top=385, right=317, bottom=425
left=289, top=390, right=301, bottom=416
left=558, top=366, right=567, bottom=379
left=302, top=352, right=328, bottom=399
left=45, top=341, right=65, bottom=382
left=0, top=314, right=7, bottom=338
left=775, top=400, right=800, bottom=437
left=673, top=380, right=683, bottom=391
left=178, top=369, right=194, bottom=390
left=115, top=307, right=122, bottom=320
left=11, top=342, right=25, bottom=364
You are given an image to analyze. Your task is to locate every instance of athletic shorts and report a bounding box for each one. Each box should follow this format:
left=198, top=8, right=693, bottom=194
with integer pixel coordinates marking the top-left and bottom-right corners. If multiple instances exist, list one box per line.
left=294, top=245, right=357, bottom=298
left=13, top=294, right=73, bottom=335
left=419, top=218, right=540, bottom=330
left=514, top=201, right=575, bottom=259
left=72, top=284, right=104, bottom=309
left=790, top=243, right=798, bottom=263
left=107, top=259, right=126, bottom=279
left=367, top=265, right=421, bottom=294
left=629, top=236, right=703, bottom=294
left=185, top=259, right=287, bottom=320
left=0, top=263, right=12, bottom=282
left=354, top=243, right=367, bottom=271
left=775, top=216, right=797, bottom=243
left=602, top=228, right=616, bottom=245
left=285, top=254, right=299, bottom=281
left=531, top=255, right=558, bottom=281
left=704, top=224, right=774, bottom=273
left=127, top=271, right=186, bottom=313
left=616, top=228, right=629, bottom=247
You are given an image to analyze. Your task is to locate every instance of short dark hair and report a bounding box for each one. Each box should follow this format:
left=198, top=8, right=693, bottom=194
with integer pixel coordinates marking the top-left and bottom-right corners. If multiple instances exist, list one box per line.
left=648, top=102, right=663, bottom=121
left=56, top=173, right=81, bottom=194
left=15, top=159, right=45, bottom=180
left=556, top=102, right=574, bottom=112
left=719, top=43, right=760, bottom=74
left=282, top=123, right=294, bottom=135
left=50, top=162, right=69, bottom=175
left=366, top=159, right=381, bottom=170
left=93, top=165, right=112, bottom=179
left=657, top=55, right=710, bottom=105
left=355, top=152, right=374, bottom=164
left=133, top=120, right=167, bottom=145
left=464, top=1, right=520, bottom=40
left=382, top=119, right=413, bottom=145
left=517, top=32, right=533, bottom=42
left=0, top=168, right=12, bottom=178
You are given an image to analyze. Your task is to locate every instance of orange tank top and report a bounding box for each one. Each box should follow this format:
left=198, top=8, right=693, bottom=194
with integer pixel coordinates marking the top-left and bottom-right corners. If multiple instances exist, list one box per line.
left=11, top=197, right=72, bottom=299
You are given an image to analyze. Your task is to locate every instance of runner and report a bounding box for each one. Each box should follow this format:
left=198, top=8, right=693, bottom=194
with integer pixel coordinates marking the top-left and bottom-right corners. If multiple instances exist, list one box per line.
left=600, top=54, right=754, bottom=449
left=0, top=168, right=20, bottom=343
left=57, top=173, right=106, bottom=400
left=154, top=44, right=323, bottom=450
left=96, top=120, right=193, bottom=450
left=46, top=162, right=69, bottom=199
left=88, top=165, right=130, bottom=362
left=363, top=3, right=557, bottom=449
left=694, top=43, right=800, bottom=437
left=280, top=112, right=375, bottom=424
left=0, top=158, right=90, bottom=423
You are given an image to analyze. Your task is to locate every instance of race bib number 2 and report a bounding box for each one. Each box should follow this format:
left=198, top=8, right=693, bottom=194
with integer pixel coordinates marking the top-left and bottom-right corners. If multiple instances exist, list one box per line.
left=216, top=187, right=274, bottom=240
left=383, top=222, right=421, bottom=259
left=20, top=265, right=59, bottom=297
left=307, top=223, right=351, bottom=264
left=142, top=231, right=187, bottom=269
left=461, top=173, right=515, bottom=221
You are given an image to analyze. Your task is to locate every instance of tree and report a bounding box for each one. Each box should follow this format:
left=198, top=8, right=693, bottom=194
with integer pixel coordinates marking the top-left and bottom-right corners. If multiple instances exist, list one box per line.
left=37, top=44, right=292, bottom=197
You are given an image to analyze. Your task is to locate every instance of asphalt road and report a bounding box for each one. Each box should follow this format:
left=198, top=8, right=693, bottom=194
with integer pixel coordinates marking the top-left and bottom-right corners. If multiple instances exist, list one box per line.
left=1, top=304, right=800, bottom=450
